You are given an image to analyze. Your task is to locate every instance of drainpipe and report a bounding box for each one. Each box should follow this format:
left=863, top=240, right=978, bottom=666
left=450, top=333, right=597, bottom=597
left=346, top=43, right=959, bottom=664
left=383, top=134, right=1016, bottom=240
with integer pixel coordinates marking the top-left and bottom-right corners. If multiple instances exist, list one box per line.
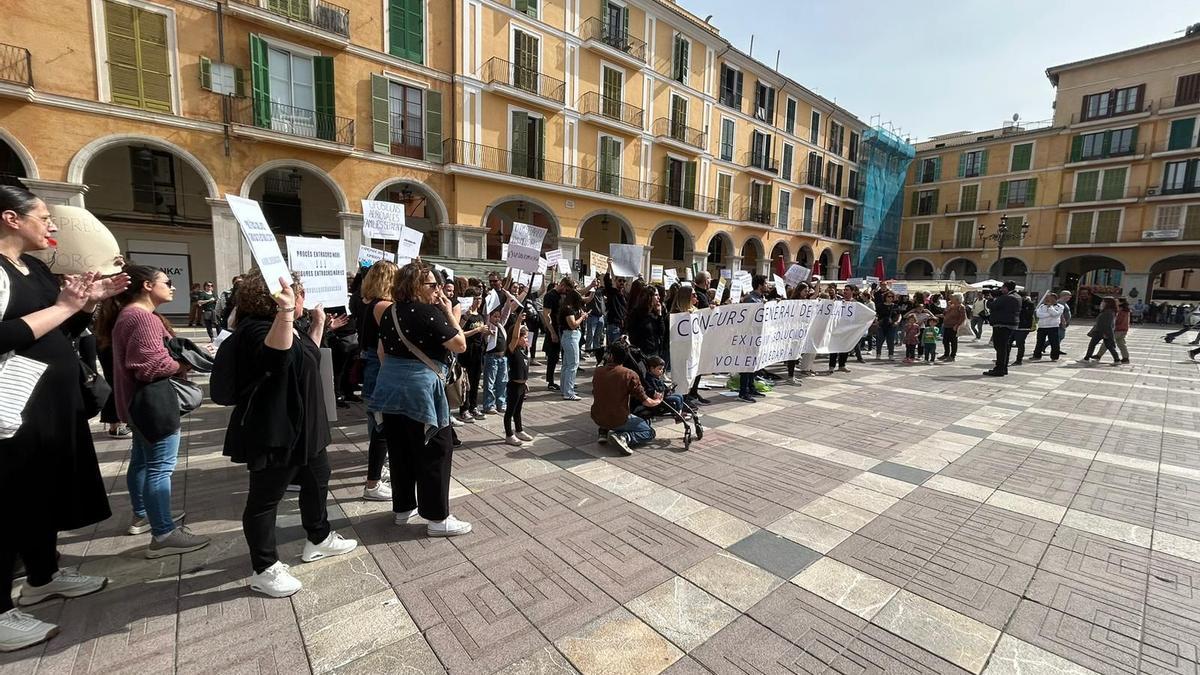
left=218, top=2, right=231, bottom=157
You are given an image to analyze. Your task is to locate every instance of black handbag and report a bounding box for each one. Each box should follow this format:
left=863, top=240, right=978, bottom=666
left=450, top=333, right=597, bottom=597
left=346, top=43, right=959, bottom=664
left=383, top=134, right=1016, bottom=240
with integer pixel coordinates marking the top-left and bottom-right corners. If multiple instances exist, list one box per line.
left=79, top=359, right=112, bottom=419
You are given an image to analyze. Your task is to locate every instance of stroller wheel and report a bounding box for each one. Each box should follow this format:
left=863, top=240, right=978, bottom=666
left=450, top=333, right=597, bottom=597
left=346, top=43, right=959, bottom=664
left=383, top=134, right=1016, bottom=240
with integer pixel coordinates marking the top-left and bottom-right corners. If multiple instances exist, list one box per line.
left=683, top=425, right=692, bottom=450
left=694, top=422, right=704, bottom=440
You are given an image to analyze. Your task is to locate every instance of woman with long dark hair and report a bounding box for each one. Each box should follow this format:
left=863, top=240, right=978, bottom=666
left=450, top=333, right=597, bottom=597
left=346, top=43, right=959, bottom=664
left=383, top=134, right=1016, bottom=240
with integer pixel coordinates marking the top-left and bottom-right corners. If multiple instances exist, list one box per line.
left=0, top=186, right=128, bottom=651
left=1080, top=296, right=1121, bottom=365
left=558, top=278, right=585, bottom=401
left=98, top=264, right=208, bottom=556
left=626, top=285, right=666, bottom=363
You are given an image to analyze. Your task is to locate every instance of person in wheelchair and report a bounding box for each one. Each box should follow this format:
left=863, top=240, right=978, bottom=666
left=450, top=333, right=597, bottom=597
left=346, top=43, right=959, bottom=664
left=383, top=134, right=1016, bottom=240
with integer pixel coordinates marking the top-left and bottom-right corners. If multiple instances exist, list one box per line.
left=591, top=342, right=663, bottom=456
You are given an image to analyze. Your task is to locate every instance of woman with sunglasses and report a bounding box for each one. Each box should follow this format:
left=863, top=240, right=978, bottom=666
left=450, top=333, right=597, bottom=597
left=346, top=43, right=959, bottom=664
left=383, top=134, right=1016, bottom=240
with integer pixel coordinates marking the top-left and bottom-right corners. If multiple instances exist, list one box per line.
left=0, top=186, right=130, bottom=652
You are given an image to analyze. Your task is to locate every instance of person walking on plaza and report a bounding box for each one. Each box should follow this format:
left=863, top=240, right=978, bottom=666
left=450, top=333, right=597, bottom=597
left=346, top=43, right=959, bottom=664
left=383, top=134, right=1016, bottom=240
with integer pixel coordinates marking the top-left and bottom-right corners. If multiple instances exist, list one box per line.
left=103, top=265, right=209, bottom=557
left=938, top=293, right=966, bottom=362
left=1030, top=292, right=1064, bottom=361
left=220, top=270, right=358, bottom=598
left=591, top=342, right=663, bottom=455
left=1010, top=293, right=1035, bottom=366
left=558, top=278, right=586, bottom=401
left=371, top=262, right=472, bottom=538
left=196, top=281, right=218, bottom=340
left=983, top=281, right=1020, bottom=377
left=504, top=315, right=534, bottom=447
left=970, top=291, right=990, bottom=340
left=1080, top=296, right=1121, bottom=366
left=1057, top=290, right=1073, bottom=352
left=1115, top=298, right=1132, bottom=364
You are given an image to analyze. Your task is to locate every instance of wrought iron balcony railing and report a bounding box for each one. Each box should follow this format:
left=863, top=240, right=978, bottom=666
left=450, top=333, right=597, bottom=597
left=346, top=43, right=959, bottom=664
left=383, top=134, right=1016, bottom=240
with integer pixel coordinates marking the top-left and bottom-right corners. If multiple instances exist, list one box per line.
left=478, top=56, right=565, bottom=106
left=1067, top=141, right=1146, bottom=163
left=228, top=0, right=350, bottom=37
left=945, top=200, right=991, bottom=214
left=740, top=149, right=778, bottom=174
left=0, top=43, right=32, bottom=87
left=577, top=92, right=644, bottom=129
left=230, top=96, right=355, bottom=145
left=578, top=17, right=647, bottom=63
left=388, top=119, right=424, bottom=159
left=653, top=118, right=706, bottom=150
left=1060, top=185, right=1142, bottom=204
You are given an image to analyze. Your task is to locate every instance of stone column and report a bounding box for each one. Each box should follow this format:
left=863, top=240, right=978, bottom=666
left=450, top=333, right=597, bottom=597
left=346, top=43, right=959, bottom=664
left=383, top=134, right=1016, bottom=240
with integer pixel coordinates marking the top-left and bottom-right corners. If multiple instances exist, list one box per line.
left=208, top=198, right=252, bottom=291
left=439, top=224, right=487, bottom=260
left=338, top=212, right=362, bottom=266
left=21, top=179, right=88, bottom=207
left=756, top=257, right=770, bottom=276
left=688, top=252, right=709, bottom=279
left=1122, top=272, right=1150, bottom=303
left=727, top=255, right=743, bottom=275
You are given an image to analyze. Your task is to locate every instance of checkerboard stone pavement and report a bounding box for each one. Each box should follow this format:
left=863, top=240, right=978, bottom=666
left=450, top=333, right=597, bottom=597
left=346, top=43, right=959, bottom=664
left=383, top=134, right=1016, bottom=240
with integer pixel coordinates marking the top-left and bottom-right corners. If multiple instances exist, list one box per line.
left=3, top=326, right=1200, bottom=674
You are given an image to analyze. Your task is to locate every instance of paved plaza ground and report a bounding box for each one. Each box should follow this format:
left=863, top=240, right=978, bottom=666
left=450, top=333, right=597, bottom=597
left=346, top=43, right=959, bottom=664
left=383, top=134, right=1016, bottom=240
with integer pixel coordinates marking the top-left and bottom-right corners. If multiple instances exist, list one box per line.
left=2, top=325, right=1199, bottom=674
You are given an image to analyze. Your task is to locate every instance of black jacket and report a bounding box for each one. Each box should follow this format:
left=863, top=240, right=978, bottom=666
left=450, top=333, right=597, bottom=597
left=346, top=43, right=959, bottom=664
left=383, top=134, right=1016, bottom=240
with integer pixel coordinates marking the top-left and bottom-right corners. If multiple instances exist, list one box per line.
left=603, top=273, right=628, bottom=328
left=987, top=293, right=1021, bottom=327
left=1017, top=301, right=1035, bottom=330
left=221, top=318, right=305, bottom=470
left=627, top=310, right=665, bottom=358
left=1088, top=309, right=1116, bottom=340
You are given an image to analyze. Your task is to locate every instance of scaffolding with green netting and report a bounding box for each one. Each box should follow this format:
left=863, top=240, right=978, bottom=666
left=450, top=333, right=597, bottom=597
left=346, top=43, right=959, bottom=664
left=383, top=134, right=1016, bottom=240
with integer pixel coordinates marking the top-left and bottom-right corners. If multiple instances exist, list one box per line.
left=857, top=127, right=915, bottom=278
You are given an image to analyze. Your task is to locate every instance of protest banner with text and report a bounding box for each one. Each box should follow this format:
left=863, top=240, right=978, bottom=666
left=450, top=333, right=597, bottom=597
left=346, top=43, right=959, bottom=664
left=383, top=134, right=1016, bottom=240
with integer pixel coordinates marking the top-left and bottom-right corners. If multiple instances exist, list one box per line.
left=361, top=200, right=405, bottom=241
left=286, top=236, right=348, bottom=308
left=226, top=194, right=290, bottom=293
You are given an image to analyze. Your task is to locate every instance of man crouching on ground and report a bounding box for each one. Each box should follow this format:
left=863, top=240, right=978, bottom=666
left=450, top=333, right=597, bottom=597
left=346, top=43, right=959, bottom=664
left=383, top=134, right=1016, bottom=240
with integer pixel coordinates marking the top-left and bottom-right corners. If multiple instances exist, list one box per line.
left=590, top=342, right=663, bottom=456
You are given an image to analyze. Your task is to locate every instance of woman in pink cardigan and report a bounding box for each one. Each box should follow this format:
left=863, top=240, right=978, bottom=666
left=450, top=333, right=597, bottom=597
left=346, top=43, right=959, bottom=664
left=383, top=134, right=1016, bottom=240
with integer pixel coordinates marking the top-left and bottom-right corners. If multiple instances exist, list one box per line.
left=100, top=265, right=209, bottom=559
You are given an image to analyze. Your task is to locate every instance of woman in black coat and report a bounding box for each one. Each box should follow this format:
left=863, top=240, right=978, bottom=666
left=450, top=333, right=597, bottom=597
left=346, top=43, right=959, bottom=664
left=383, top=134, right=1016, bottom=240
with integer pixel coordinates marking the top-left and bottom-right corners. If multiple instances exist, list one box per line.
left=626, top=285, right=666, bottom=361
left=1080, top=296, right=1121, bottom=365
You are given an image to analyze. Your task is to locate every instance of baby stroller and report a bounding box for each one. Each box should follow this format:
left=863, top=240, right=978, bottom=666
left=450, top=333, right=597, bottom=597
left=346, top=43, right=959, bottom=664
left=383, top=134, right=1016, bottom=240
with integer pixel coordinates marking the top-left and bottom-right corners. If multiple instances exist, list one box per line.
left=618, top=339, right=704, bottom=450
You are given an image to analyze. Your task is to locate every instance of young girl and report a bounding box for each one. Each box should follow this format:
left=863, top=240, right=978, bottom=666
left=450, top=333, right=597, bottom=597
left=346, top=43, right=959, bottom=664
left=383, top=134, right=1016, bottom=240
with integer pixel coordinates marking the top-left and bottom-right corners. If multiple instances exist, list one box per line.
left=456, top=289, right=492, bottom=422
left=921, top=317, right=941, bottom=363
left=504, top=316, right=533, bottom=446
left=902, top=315, right=921, bottom=363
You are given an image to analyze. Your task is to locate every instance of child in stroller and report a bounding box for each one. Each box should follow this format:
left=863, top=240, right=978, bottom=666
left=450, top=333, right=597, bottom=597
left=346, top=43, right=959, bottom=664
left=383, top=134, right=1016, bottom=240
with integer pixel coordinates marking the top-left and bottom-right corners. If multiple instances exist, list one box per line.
left=616, top=339, right=704, bottom=449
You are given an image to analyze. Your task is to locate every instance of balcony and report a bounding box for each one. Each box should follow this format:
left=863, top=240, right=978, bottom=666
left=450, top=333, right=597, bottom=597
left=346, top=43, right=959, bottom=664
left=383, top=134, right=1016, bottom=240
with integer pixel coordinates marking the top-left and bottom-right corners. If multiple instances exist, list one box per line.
left=1069, top=103, right=1151, bottom=126
left=478, top=57, right=565, bottom=109
left=740, top=149, right=778, bottom=178
left=228, top=96, right=355, bottom=150
left=0, top=43, right=32, bottom=89
left=1066, top=142, right=1145, bottom=165
left=388, top=120, right=424, bottom=160
left=1152, top=137, right=1200, bottom=156
left=226, top=0, right=350, bottom=45
left=444, top=140, right=718, bottom=216
left=822, top=178, right=842, bottom=197
left=945, top=199, right=992, bottom=215
left=847, top=183, right=863, bottom=202
left=1148, top=183, right=1200, bottom=198
left=579, top=17, right=647, bottom=67
left=797, top=171, right=824, bottom=192
left=1059, top=185, right=1141, bottom=205
left=939, top=239, right=979, bottom=251
left=1159, top=94, right=1200, bottom=112
left=653, top=118, right=706, bottom=152
left=578, top=92, right=643, bottom=134
left=736, top=203, right=772, bottom=226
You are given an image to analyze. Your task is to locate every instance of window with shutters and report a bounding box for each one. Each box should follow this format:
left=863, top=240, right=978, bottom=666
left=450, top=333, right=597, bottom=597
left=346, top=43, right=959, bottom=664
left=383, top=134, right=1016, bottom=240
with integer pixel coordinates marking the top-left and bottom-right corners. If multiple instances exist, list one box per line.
left=1010, top=142, right=1033, bottom=171
left=959, top=184, right=979, bottom=211
left=719, top=118, right=735, bottom=161
left=806, top=152, right=823, bottom=188
left=809, top=111, right=820, bottom=144
left=753, top=81, right=775, bottom=123
left=601, top=0, right=629, bottom=49
left=961, top=150, right=985, bottom=178
left=841, top=209, right=855, bottom=239
left=1176, top=73, right=1200, bottom=107
left=913, top=223, right=930, bottom=250
left=848, top=170, right=860, bottom=200
left=1073, top=167, right=1127, bottom=202
left=598, top=135, right=621, bottom=195
left=719, top=64, right=742, bottom=109
left=917, top=157, right=939, bottom=184
left=780, top=143, right=794, bottom=182
left=715, top=172, right=732, bottom=218
left=388, top=80, right=423, bottom=158
left=1168, top=117, right=1199, bottom=151
left=129, top=147, right=177, bottom=216
left=601, top=66, right=623, bottom=119
left=1162, top=159, right=1200, bottom=194
left=915, top=189, right=938, bottom=216
left=672, top=34, right=689, bottom=84
left=1186, top=206, right=1200, bottom=239
left=370, top=74, right=439, bottom=161
left=954, top=220, right=974, bottom=249
left=1154, top=204, right=1200, bottom=239
left=848, top=131, right=859, bottom=163
left=749, top=182, right=771, bottom=224
left=1003, top=178, right=1034, bottom=208
left=1081, top=85, right=1143, bottom=121
left=785, top=98, right=797, bottom=135
left=509, top=110, right=545, bottom=179
left=778, top=190, right=791, bottom=228
left=512, top=29, right=539, bottom=94
left=803, top=197, right=814, bottom=232
left=264, top=44, right=319, bottom=137
left=388, top=0, right=423, bottom=64
left=514, top=0, right=537, bottom=19
left=1068, top=210, right=1122, bottom=243
left=827, top=121, right=843, bottom=155
left=102, top=1, right=174, bottom=113
left=669, top=93, right=688, bottom=141
left=663, top=156, right=695, bottom=209
left=1156, top=205, right=1184, bottom=229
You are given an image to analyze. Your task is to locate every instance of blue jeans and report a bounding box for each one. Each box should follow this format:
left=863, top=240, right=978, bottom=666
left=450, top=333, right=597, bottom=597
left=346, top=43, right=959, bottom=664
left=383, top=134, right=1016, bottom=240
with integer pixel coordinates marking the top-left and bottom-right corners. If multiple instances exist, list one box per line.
left=585, top=315, right=606, bottom=352
left=606, top=323, right=622, bottom=347
left=560, top=329, right=581, bottom=397
left=483, top=353, right=508, bottom=410
left=128, top=427, right=181, bottom=536
left=611, top=415, right=655, bottom=448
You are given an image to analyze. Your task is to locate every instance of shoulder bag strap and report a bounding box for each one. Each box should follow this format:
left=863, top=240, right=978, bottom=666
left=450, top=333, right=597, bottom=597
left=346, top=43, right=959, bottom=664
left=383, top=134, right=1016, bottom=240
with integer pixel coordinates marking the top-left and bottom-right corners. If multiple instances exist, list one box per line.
left=389, top=305, right=446, bottom=384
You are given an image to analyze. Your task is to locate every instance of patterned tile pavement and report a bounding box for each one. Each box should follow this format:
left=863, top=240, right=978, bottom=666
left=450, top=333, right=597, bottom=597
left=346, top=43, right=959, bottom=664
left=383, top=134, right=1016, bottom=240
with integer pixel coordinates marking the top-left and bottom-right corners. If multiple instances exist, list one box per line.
left=3, top=325, right=1199, bottom=674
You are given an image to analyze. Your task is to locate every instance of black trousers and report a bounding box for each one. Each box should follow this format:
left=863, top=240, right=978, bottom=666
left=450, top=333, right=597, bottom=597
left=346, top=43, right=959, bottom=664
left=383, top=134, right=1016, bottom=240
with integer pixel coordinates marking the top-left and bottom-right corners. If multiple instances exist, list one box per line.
left=544, top=334, right=561, bottom=384
left=738, top=372, right=756, bottom=396
left=905, top=344, right=916, bottom=359
left=366, top=415, right=388, bottom=482
left=1033, top=328, right=1061, bottom=360
left=924, top=342, right=937, bottom=361
left=1011, top=329, right=1030, bottom=363
left=1, top=520, right=58, bottom=612
left=382, top=413, right=453, bottom=521
left=828, top=352, right=849, bottom=370
left=876, top=327, right=896, bottom=357
left=1085, top=335, right=1120, bottom=361
left=991, top=326, right=1015, bottom=374
left=242, top=450, right=332, bottom=574
left=527, top=324, right=541, bottom=359
left=504, top=382, right=527, bottom=436
left=461, top=360, right=483, bottom=414
left=942, top=327, right=958, bottom=358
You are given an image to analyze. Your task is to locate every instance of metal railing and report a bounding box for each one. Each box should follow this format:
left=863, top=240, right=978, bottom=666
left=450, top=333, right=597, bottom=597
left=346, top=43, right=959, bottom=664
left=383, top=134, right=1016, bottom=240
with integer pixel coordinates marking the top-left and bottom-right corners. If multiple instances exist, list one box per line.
left=0, top=43, right=32, bottom=87
left=1060, top=185, right=1142, bottom=204
left=736, top=203, right=772, bottom=226
left=578, top=92, right=644, bottom=129
left=652, top=118, right=707, bottom=150
left=479, top=57, right=565, bottom=105
left=823, top=178, right=842, bottom=196
left=740, top=149, right=778, bottom=174
left=798, top=171, right=824, bottom=190
left=1150, top=182, right=1200, bottom=197
left=578, top=17, right=647, bottom=63
left=1160, top=94, right=1200, bottom=110
left=945, top=199, right=991, bottom=214
left=229, top=96, right=355, bottom=145
left=1069, top=103, right=1151, bottom=125
left=444, top=139, right=719, bottom=215
left=1066, top=141, right=1145, bottom=163
left=1154, top=137, right=1200, bottom=153
left=228, top=0, right=350, bottom=37
left=388, top=120, right=424, bottom=159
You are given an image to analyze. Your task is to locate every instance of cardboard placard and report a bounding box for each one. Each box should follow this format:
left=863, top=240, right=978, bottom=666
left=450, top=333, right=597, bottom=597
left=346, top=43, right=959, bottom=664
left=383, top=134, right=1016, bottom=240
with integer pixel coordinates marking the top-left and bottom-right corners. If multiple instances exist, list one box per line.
left=729, top=279, right=744, bottom=304
left=664, top=268, right=680, bottom=288
left=397, top=228, right=424, bottom=260
left=650, top=265, right=664, bottom=283
left=557, top=258, right=571, bottom=275
left=589, top=250, right=609, bottom=276
left=510, top=222, right=547, bottom=251
left=506, top=243, right=541, bottom=274
left=544, top=249, right=562, bottom=265
left=784, top=264, right=811, bottom=286
left=361, top=199, right=406, bottom=241
left=772, top=274, right=787, bottom=299
left=608, top=244, right=644, bottom=278
left=715, top=277, right=727, bottom=303
left=285, top=236, right=348, bottom=308
left=226, top=194, right=290, bottom=293
left=357, top=245, right=395, bottom=267
left=890, top=283, right=909, bottom=296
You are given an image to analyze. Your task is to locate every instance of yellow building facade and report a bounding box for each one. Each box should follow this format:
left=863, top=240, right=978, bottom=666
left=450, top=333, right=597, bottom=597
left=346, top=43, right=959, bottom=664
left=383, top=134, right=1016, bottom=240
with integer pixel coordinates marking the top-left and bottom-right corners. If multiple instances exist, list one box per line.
left=897, top=30, right=1200, bottom=303
left=0, top=0, right=870, bottom=297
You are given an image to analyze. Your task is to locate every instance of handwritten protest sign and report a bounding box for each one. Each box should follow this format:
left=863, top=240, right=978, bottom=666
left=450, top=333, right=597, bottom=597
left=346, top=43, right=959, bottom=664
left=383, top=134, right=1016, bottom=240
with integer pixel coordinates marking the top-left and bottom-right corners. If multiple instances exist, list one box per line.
left=773, top=275, right=787, bottom=298
left=545, top=249, right=562, bottom=266
left=729, top=278, right=744, bottom=303
left=589, top=250, right=609, bottom=275
left=784, top=264, right=811, bottom=286
left=361, top=200, right=405, bottom=241
left=510, top=222, right=547, bottom=251
left=715, top=277, right=727, bottom=303
left=226, top=194, right=289, bottom=293
left=609, top=244, right=644, bottom=278
left=286, top=237, right=347, bottom=308
left=891, top=282, right=908, bottom=296
left=670, top=300, right=877, bottom=380
left=506, top=242, right=541, bottom=274
left=557, top=259, right=571, bottom=275
left=357, top=245, right=395, bottom=267
left=650, top=265, right=664, bottom=283
left=664, top=268, right=679, bottom=288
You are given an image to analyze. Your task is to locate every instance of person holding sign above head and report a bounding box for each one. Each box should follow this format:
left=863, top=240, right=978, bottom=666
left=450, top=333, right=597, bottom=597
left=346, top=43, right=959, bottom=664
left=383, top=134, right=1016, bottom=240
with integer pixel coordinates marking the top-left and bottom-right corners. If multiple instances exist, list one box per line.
left=558, top=278, right=588, bottom=401
left=218, top=270, right=358, bottom=598
left=482, top=281, right=522, bottom=414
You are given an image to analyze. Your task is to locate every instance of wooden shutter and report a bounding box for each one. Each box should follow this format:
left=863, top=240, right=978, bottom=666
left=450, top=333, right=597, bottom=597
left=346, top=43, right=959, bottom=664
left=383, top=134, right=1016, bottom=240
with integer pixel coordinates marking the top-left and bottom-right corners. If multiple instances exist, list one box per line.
left=1026, top=178, right=1037, bottom=206
left=1069, top=136, right=1083, bottom=163
left=199, top=56, right=212, bottom=90
left=105, top=1, right=141, bottom=109
left=249, top=34, right=271, bottom=127
left=390, top=0, right=423, bottom=63
left=136, top=9, right=171, bottom=111
left=997, top=181, right=1009, bottom=209
left=371, top=74, right=390, bottom=153
left=979, top=149, right=988, bottom=176
left=511, top=111, right=528, bottom=176
left=1169, top=117, right=1196, bottom=151
left=910, top=190, right=920, bottom=216
left=763, top=186, right=772, bottom=223
left=914, top=223, right=929, bottom=249
left=957, top=152, right=966, bottom=178
left=961, top=184, right=978, bottom=211
left=1068, top=212, right=1092, bottom=244
left=424, top=89, right=443, bottom=162
left=734, top=70, right=743, bottom=108
left=1100, top=168, right=1126, bottom=200
left=663, top=155, right=673, bottom=203
left=1177, top=73, right=1200, bottom=107
left=1011, top=143, right=1031, bottom=171
left=234, top=67, right=247, bottom=97
left=1095, top=210, right=1120, bottom=242
left=313, top=56, right=335, bottom=141
left=683, top=161, right=697, bottom=210
left=1074, top=171, right=1099, bottom=202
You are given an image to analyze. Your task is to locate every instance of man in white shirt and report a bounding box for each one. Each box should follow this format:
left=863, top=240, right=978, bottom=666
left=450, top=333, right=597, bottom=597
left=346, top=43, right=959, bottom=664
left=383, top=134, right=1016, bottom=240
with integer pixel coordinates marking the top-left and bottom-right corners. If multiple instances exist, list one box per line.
left=1030, top=292, right=1064, bottom=361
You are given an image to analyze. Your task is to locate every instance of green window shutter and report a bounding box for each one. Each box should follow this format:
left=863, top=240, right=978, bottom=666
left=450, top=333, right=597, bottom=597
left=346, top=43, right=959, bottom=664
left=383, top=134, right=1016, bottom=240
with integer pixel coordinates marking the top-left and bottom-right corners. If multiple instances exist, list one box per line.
left=1127, top=126, right=1138, bottom=151
left=1094, top=210, right=1120, bottom=242
left=135, top=9, right=172, bottom=112
left=249, top=34, right=271, bottom=127
left=932, top=157, right=941, bottom=181
left=511, top=111, right=528, bottom=176
left=979, top=149, right=988, bottom=176
left=683, top=161, right=697, bottom=210
left=910, top=190, right=919, bottom=216
left=199, top=56, right=212, bottom=90
left=424, top=89, right=443, bottom=162
left=390, top=0, right=423, bottom=63
left=931, top=189, right=939, bottom=213
left=1074, top=171, right=1099, bottom=202
left=1069, top=136, right=1083, bottom=163
left=371, top=74, right=390, bottom=154
left=961, top=184, right=978, bottom=211
left=997, top=180, right=1009, bottom=208
left=914, top=223, right=929, bottom=249
left=1100, top=168, right=1126, bottom=200
left=716, top=175, right=731, bottom=217
left=234, top=67, right=247, bottom=98
left=313, top=56, right=335, bottom=141
left=663, top=155, right=673, bottom=203
left=763, top=187, right=772, bottom=222
left=608, top=138, right=621, bottom=192
left=1169, top=117, right=1196, bottom=151
left=957, top=152, right=966, bottom=178
left=622, top=5, right=629, bottom=39
left=1012, top=143, right=1032, bottom=171
left=533, top=117, right=545, bottom=179
left=1027, top=178, right=1037, bottom=205
left=1100, top=130, right=1112, bottom=156
left=1068, top=212, right=1092, bottom=243
left=1184, top=206, right=1200, bottom=239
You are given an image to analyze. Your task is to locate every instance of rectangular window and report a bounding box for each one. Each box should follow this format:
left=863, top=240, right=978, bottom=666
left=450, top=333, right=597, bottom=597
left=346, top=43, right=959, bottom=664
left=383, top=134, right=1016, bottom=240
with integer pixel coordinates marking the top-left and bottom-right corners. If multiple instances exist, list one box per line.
left=750, top=130, right=772, bottom=170
left=848, top=131, right=859, bottom=163
left=672, top=33, right=689, bottom=84
left=778, top=190, right=791, bottom=228
left=669, top=94, right=688, bottom=141
left=754, top=81, right=775, bottom=122
left=601, top=66, right=622, bottom=119
left=1162, top=159, right=1199, bottom=194
left=803, top=197, right=814, bottom=232
left=810, top=110, right=820, bottom=144
left=387, top=79, right=423, bottom=159
left=1095, top=209, right=1120, bottom=242
left=806, top=152, right=823, bottom=187
left=1168, top=117, right=1197, bottom=151
left=917, top=157, right=940, bottom=183
left=512, top=29, right=539, bottom=93
left=913, top=222, right=930, bottom=250
left=1081, top=85, right=1143, bottom=121
left=785, top=98, right=797, bottom=134
left=1156, top=205, right=1184, bottom=229
left=515, top=0, right=537, bottom=18
left=914, top=189, right=938, bottom=216
left=388, top=0, right=423, bottom=64
left=103, top=0, right=173, bottom=113
left=719, top=64, right=742, bottom=109
left=602, top=1, right=628, bottom=48
left=716, top=173, right=732, bottom=218
left=129, top=147, right=177, bottom=215
left=749, top=182, right=771, bottom=224
left=265, top=45, right=318, bottom=135
left=828, top=121, right=844, bottom=154
left=961, top=150, right=985, bottom=178
left=1010, top=142, right=1033, bottom=171
left=1176, top=72, right=1200, bottom=107
left=848, top=169, right=859, bottom=200
left=509, top=110, right=544, bottom=179
left=1109, top=127, right=1135, bottom=155
left=598, top=135, right=621, bottom=195
left=781, top=143, right=794, bottom=181
left=664, top=157, right=696, bottom=209
left=719, top=118, right=734, bottom=161
left=954, top=220, right=974, bottom=249
left=841, top=208, right=854, bottom=239
left=1001, top=178, right=1035, bottom=208
left=959, top=184, right=979, bottom=211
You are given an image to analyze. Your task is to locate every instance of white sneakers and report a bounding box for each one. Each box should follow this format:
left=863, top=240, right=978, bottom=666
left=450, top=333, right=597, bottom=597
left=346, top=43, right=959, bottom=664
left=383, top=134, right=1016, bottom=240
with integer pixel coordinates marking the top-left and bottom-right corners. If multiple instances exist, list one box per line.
left=17, top=569, right=108, bottom=606
left=607, top=432, right=633, bottom=456
left=300, top=532, right=358, bottom=563
left=449, top=415, right=465, bottom=427
left=249, top=562, right=302, bottom=598
left=393, top=508, right=418, bottom=525
left=427, top=515, right=472, bottom=537
left=515, top=431, right=533, bottom=442
left=505, top=435, right=524, bottom=446
left=362, top=481, right=393, bottom=501
left=0, top=609, right=58, bottom=653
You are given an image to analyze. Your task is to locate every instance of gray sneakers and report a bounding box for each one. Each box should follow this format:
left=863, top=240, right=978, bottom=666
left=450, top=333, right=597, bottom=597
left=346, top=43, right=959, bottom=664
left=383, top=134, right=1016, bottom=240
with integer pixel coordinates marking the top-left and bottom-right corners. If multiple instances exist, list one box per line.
left=146, top=526, right=210, bottom=559
left=127, top=511, right=186, bottom=536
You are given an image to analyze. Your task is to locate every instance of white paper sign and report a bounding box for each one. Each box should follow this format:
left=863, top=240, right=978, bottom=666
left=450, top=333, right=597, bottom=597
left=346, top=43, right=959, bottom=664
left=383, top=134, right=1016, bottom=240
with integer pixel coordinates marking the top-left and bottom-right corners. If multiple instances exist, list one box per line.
left=891, top=283, right=909, bottom=296
left=609, top=244, right=644, bottom=278
left=545, top=249, right=562, bottom=265
left=457, top=296, right=474, bottom=312
left=434, top=264, right=454, bottom=280
left=785, top=264, right=811, bottom=286
left=397, top=228, right=424, bottom=260
left=226, top=194, right=290, bottom=293
left=537, top=257, right=549, bottom=276
left=865, top=276, right=881, bottom=285
left=286, top=236, right=348, bottom=308
left=729, top=279, right=744, bottom=304
left=510, top=222, right=547, bottom=251
left=772, top=275, right=787, bottom=298
left=664, top=268, right=680, bottom=288
left=651, top=265, right=664, bottom=283
left=845, top=278, right=864, bottom=288
left=715, top=277, right=728, bottom=303
left=720, top=269, right=732, bottom=280
left=361, top=199, right=405, bottom=241
left=506, top=243, right=541, bottom=274
left=557, top=258, right=571, bottom=275
left=357, top=245, right=395, bottom=267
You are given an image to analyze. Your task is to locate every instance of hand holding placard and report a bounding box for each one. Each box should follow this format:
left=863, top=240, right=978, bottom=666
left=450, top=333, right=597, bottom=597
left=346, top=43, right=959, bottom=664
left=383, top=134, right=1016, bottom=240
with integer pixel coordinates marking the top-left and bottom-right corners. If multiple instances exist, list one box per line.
left=226, top=194, right=290, bottom=293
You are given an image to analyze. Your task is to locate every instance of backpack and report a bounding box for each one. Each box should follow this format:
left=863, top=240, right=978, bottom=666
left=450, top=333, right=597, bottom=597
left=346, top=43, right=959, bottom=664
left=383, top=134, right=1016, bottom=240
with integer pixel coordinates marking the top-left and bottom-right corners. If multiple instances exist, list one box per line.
left=208, top=327, right=241, bottom=406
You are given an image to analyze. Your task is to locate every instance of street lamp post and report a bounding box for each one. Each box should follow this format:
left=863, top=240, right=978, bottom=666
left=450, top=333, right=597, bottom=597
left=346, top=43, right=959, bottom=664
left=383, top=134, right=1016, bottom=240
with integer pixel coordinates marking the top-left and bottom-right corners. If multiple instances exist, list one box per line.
left=978, top=214, right=1030, bottom=277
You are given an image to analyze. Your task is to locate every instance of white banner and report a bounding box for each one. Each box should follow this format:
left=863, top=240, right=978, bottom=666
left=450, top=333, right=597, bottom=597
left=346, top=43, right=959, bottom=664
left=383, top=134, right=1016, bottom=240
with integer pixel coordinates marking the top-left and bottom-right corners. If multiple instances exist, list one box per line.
left=286, top=236, right=348, bottom=308
left=510, top=222, right=547, bottom=251
left=226, top=194, right=290, bottom=293
left=670, top=300, right=877, bottom=380
left=361, top=200, right=405, bottom=241
left=357, top=245, right=395, bottom=267
left=609, top=244, right=644, bottom=278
